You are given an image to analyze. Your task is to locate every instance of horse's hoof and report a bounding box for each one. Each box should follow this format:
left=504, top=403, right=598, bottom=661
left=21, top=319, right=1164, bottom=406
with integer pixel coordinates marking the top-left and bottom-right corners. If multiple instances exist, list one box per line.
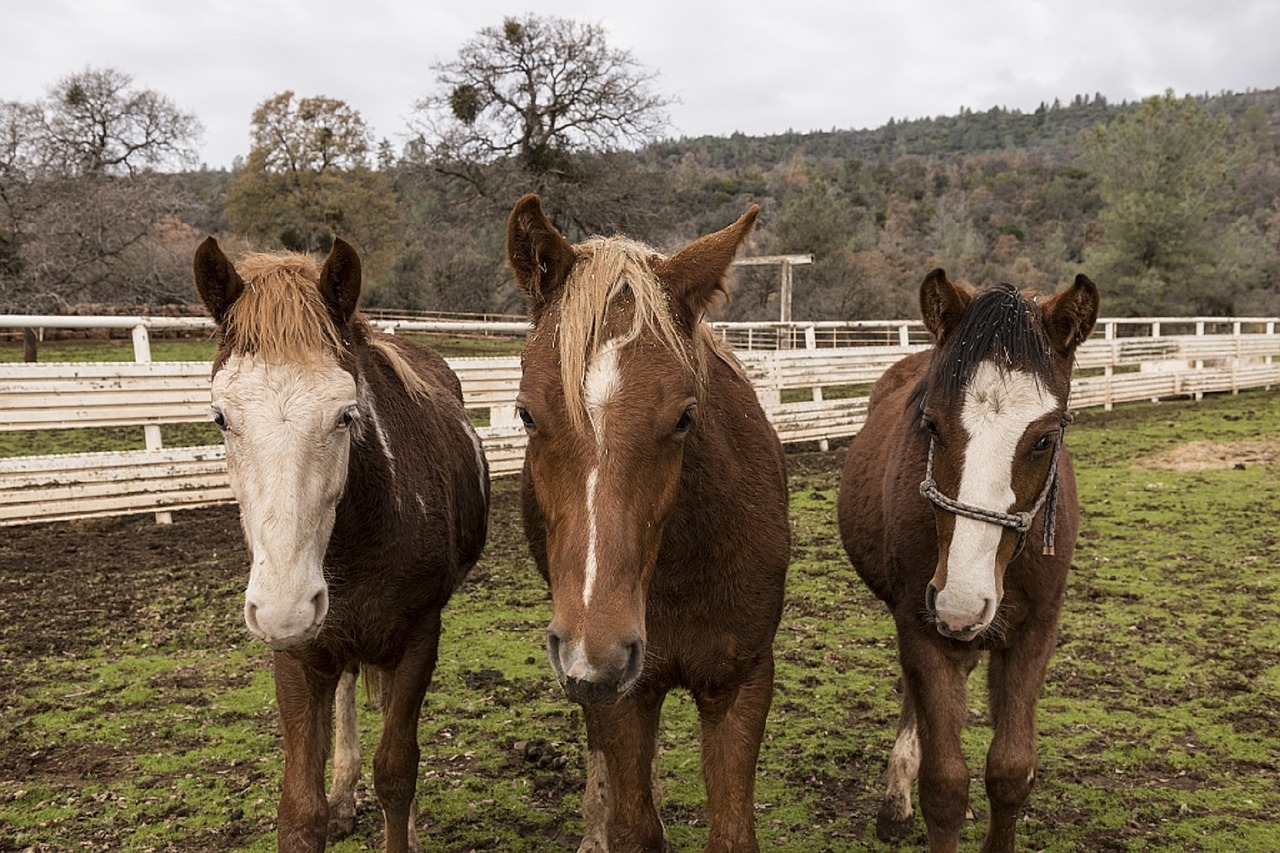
left=875, top=804, right=914, bottom=842
left=326, top=810, right=356, bottom=841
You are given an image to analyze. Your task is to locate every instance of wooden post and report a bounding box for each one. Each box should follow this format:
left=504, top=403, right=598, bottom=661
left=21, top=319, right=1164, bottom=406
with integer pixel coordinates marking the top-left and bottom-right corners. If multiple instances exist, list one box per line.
left=22, top=327, right=38, bottom=362
left=1267, top=321, right=1275, bottom=391
left=730, top=254, right=813, bottom=351
left=132, top=324, right=173, bottom=525
left=1104, top=320, right=1115, bottom=411
left=1194, top=320, right=1204, bottom=401
left=779, top=260, right=793, bottom=324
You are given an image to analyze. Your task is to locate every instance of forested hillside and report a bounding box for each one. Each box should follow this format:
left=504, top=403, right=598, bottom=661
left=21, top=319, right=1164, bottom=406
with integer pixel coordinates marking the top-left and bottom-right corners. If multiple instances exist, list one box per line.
left=3, top=57, right=1278, bottom=321
left=627, top=87, right=1280, bottom=320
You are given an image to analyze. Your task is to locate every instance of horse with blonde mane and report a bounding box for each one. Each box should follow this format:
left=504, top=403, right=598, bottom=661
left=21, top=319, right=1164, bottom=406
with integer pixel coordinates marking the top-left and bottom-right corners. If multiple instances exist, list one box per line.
left=193, top=237, right=489, bottom=852
left=506, top=195, right=791, bottom=852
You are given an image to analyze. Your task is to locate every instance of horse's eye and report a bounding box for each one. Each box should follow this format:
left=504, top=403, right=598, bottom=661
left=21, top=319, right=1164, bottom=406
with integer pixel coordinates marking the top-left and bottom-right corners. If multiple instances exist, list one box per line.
left=517, top=406, right=537, bottom=432
left=922, top=416, right=939, bottom=437
left=673, top=406, right=696, bottom=436
left=1032, top=432, right=1055, bottom=453
left=337, top=407, right=359, bottom=430
left=210, top=408, right=227, bottom=431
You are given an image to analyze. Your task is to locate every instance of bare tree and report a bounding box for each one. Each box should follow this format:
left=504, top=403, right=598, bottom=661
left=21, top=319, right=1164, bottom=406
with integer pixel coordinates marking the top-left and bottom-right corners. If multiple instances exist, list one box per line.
left=0, top=68, right=203, bottom=313
left=411, top=15, right=672, bottom=189
left=41, top=67, right=202, bottom=176
left=392, top=15, right=675, bottom=311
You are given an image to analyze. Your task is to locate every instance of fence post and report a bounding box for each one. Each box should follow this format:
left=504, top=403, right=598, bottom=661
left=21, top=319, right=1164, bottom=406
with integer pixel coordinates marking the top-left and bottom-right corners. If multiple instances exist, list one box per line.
left=1231, top=321, right=1242, bottom=395
left=1268, top=321, right=1275, bottom=391
left=1193, top=320, right=1205, bottom=401
left=1104, top=320, right=1115, bottom=411
left=132, top=324, right=173, bottom=525
left=1149, top=321, right=1162, bottom=403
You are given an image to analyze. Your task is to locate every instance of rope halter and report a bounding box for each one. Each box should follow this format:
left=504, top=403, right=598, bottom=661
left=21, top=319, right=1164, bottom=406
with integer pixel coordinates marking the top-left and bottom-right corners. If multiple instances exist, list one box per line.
left=918, top=410, right=1072, bottom=557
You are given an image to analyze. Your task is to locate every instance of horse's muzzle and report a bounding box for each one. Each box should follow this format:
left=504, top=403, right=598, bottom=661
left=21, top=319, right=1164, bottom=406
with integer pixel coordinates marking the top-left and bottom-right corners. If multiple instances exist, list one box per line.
left=546, top=629, right=644, bottom=705
left=926, top=583, right=995, bottom=641
left=243, top=585, right=328, bottom=650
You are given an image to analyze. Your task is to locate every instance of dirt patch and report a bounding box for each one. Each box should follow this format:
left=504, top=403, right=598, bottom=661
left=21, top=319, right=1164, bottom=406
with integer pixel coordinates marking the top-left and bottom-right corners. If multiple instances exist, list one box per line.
left=2, top=442, right=1278, bottom=850
left=1139, top=438, right=1280, bottom=470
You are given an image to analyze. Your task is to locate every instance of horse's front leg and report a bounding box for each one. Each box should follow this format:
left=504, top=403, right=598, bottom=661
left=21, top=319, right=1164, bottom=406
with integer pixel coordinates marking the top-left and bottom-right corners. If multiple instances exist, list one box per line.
left=583, top=693, right=667, bottom=852
left=981, top=624, right=1057, bottom=853
left=694, top=651, right=774, bottom=853
left=374, top=611, right=442, bottom=853
left=876, top=675, right=920, bottom=841
left=899, top=626, right=973, bottom=853
left=327, top=664, right=360, bottom=840
left=273, top=651, right=341, bottom=853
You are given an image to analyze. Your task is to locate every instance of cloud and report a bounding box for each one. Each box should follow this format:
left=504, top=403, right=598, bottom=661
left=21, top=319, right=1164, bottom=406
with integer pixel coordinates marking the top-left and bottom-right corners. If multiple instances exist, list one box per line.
left=2, top=0, right=1277, bottom=168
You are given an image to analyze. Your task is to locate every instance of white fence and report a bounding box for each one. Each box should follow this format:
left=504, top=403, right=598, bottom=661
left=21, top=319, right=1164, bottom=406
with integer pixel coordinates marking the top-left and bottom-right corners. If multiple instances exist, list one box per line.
left=2, top=315, right=1277, bottom=526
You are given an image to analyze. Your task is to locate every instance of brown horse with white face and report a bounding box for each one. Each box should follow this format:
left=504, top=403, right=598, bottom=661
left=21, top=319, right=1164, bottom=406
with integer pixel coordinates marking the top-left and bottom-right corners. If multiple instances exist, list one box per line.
left=838, top=269, right=1098, bottom=853
left=507, top=195, right=790, bottom=852
left=193, top=238, right=489, bottom=852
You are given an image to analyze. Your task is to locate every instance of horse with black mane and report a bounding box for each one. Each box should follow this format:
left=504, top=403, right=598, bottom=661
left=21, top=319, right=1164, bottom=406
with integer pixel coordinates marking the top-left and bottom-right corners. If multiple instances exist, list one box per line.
left=838, top=268, right=1098, bottom=852
left=506, top=195, right=791, bottom=852
left=193, top=238, right=489, bottom=852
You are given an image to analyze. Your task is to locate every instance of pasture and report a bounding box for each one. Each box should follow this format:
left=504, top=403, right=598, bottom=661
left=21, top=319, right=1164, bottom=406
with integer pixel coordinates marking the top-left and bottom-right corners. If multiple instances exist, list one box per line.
left=1, top=389, right=1278, bottom=851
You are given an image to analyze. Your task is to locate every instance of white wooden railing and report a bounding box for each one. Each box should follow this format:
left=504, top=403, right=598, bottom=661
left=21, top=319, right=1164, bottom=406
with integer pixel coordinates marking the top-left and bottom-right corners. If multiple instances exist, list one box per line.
left=1, top=315, right=1277, bottom=525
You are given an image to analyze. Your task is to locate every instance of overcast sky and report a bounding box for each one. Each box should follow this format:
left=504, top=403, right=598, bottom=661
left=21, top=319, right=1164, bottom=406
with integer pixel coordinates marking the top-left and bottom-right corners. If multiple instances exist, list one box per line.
left=5, top=0, right=1279, bottom=170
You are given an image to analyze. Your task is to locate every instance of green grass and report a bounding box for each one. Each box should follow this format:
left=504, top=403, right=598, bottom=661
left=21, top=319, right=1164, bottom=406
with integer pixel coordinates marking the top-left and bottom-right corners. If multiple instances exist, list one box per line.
left=0, top=331, right=522, bottom=365
left=0, top=336, right=218, bottom=363
left=1, top=390, right=1278, bottom=850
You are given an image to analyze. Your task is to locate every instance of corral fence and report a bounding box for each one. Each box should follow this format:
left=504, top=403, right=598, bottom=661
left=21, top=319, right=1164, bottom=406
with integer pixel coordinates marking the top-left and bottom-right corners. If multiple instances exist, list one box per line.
left=1, top=314, right=1277, bottom=526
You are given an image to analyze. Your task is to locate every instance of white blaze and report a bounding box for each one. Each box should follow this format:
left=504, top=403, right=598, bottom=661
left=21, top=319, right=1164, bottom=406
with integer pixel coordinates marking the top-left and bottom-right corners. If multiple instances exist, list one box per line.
left=212, top=353, right=358, bottom=647
left=583, top=468, right=600, bottom=607
left=358, top=373, right=395, bottom=478
left=940, top=362, right=1058, bottom=622
left=581, top=339, right=622, bottom=610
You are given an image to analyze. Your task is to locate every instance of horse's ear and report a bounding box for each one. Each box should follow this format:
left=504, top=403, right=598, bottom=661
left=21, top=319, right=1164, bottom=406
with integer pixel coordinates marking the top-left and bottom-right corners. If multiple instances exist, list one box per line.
left=656, top=205, right=759, bottom=326
left=919, top=268, right=974, bottom=343
left=193, top=237, right=244, bottom=324
left=1040, top=273, right=1100, bottom=356
left=319, top=237, right=362, bottom=324
left=507, top=194, right=575, bottom=318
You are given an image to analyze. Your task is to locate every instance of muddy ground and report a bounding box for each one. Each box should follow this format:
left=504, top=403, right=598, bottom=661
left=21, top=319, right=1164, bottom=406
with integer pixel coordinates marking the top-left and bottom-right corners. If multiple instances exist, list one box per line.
left=1, top=431, right=1277, bottom=851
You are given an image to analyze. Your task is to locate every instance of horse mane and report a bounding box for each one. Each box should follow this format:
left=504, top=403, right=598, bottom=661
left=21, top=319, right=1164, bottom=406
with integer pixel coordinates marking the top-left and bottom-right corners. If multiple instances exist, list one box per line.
left=554, top=236, right=706, bottom=433
left=927, top=282, right=1053, bottom=407
left=222, top=252, right=344, bottom=362
left=222, top=250, right=431, bottom=400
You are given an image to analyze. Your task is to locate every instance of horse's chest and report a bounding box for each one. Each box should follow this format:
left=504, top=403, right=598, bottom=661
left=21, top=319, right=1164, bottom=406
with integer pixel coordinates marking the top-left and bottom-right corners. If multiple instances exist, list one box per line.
left=323, top=569, right=447, bottom=663
left=646, top=580, right=782, bottom=687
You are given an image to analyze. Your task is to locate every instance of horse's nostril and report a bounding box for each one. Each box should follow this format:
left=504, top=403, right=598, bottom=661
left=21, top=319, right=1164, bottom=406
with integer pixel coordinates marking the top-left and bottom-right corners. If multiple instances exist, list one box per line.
left=980, top=597, right=996, bottom=625
left=925, top=583, right=939, bottom=613
left=623, top=639, right=645, bottom=682
left=244, top=602, right=261, bottom=637
left=311, top=588, right=329, bottom=625
left=545, top=629, right=564, bottom=676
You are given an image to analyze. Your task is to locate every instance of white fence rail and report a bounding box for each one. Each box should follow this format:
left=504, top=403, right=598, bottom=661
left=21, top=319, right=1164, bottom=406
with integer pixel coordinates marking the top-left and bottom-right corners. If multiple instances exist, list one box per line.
left=2, top=315, right=1277, bottom=525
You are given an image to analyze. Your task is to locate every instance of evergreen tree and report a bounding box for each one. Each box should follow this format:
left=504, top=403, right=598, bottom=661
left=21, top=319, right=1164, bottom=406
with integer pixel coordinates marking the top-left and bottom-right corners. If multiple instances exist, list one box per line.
left=1082, top=90, right=1259, bottom=314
